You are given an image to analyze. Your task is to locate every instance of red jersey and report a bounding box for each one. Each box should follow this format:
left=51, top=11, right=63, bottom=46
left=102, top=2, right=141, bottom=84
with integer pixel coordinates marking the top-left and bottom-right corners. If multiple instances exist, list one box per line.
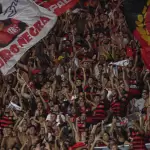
left=129, top=80, right=140, bottom=96
left=0, top=115, right=14, bottom=129
left=110, top=99, right=123, bottom=117
left=131, top=130, right=147, bottom=150
left=92, top=102, right=106, bottom=122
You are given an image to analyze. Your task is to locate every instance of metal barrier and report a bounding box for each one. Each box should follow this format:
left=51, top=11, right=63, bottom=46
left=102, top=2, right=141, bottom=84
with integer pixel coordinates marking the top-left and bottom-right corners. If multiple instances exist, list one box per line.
left=94, top=143, right=150, bottom=150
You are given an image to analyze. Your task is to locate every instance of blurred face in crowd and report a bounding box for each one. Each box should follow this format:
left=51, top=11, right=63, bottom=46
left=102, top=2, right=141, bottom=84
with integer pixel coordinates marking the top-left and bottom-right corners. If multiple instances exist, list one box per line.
left=40, top=127, right=45, bottom=135
left=36, top=97, right=41, bottom=103
left=29, top=126, right=36, bottom=135
left=147, top=107, right=150, bottom=116
left=22, top=122, right=28, bottom=132
left=76, top=79, right=82, bottom=87
left=53, top=105, right=59, bottom=113
left=71, top=107, right=76, bottom=115
left=128, top=60, right=133, bottom=68
left=111, top=144, right=118, bottom=150
left=103, top=132, right=109, bottom=142
left=38, top=74, right=43, bottom=82
left=6, top=128, right=12, bottom=136
left=12, top=95, right=19, bottom=104
left=112, top=89, right=117, bottom=98
left=37, top=102, right=43, bottom=110
left=100, top=14, right=105, bottom=22
left=50, top=43, right=55, bottom=50
left=6, top=75, right=13, bottom=84
left=130, top=72, right=136, bottom=80
left=49, top=101, right=54, bottom=107
left=103, top=14, right=108, bottom=22
left=79, top=97, right=85, bottom=107
left=83, top=62, right=89, bottom=68
left=51, top=113, right=56, bottom=122
left=119, top=80, right=125, bottom=90
left=142, top=90, right=148, bottom=99
left=88, top=77, right=93, bottom=85
left=87, top=14, right=92, bottom=21
left=94, top=95, right=100, bottom=104
left=44, top=81, right=50, bottom=89
left=88, top=134, right=95, bottom=144
left=99, top=56, right=105, bottom=64
left=80, top=113, right=86, bottom=121
left=28, top=59, right=34, bottom=67
left=5, top=108, right=10, bottom=116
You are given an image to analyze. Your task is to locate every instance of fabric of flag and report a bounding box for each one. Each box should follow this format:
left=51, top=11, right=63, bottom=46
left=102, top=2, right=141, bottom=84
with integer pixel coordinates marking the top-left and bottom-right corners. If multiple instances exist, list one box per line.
left=123, top=0, right=150, bottom=70
left=0, top=0, right=57, bottom=75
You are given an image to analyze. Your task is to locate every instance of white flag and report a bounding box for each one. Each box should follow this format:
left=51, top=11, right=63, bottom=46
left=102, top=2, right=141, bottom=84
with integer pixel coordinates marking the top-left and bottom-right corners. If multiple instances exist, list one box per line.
left=8, top=101, right=22, bottom=111
left=110, top=59, right=129, bottom=67
left=0, top=0, right=57, bottom=75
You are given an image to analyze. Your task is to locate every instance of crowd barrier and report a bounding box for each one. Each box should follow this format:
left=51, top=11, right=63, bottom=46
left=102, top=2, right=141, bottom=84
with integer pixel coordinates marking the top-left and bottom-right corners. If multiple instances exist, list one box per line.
left=94, top=143, right=150, bottom=150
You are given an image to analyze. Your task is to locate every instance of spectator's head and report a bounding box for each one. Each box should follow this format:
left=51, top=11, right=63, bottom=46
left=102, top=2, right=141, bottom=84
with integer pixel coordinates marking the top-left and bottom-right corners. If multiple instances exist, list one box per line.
left=29, top=125, right=36, bottom=135
left=142, top=89, right=149, bottom=99
left=103, top=132, right=109, bottom=142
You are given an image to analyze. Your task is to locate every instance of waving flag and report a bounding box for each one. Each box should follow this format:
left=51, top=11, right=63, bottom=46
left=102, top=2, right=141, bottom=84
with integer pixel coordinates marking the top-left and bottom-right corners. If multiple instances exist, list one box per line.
left=123, top=0, right=150, bottom=70
left=0, top=0, right=57, bottom=75
left=34, top=0, right=79, bottom=15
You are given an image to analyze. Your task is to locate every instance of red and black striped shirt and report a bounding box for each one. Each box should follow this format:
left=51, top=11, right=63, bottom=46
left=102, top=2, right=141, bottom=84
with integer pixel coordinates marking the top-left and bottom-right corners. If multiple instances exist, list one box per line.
left=92, top=102, right=106, bottom=122
left=131, top=130, right=147, bottom=150
left=110, top=99, right=123, bottom=117
left=0, top=115, right=14, bottom=129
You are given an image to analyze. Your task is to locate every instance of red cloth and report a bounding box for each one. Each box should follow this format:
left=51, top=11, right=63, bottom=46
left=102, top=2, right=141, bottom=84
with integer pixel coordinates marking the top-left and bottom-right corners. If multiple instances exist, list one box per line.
left=32, top=69, right=41, bottom=75
left=126, top=47, right=133, bottom=57
left=141, top=47, right=150, bottom=70
left=69, top=142, right=86, bottom=150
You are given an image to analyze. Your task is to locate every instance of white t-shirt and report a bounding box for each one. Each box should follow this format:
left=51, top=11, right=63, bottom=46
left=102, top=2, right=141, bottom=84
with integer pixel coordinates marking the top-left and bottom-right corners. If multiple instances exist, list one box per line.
left=46, top=113, right=66, bottom=126
left=134, top=98, right=145, bottom=111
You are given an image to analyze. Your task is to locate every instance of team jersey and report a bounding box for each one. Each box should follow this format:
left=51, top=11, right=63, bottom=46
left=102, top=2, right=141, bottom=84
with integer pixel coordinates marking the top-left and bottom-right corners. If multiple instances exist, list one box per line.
left=92, top=102, right=106, bottom=123
left=131, top=130, right=147, bottom=150
left=129, top=80, right=141, bottom=98
left=0, top=115, right=14, bottom=129
left=110, top=99, right=123, bottom=117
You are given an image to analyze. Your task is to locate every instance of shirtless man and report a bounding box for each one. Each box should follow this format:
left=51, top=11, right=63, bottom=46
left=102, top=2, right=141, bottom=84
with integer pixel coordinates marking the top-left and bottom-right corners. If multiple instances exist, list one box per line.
left=28, top=125, right=40, bottom=148
left=1, top=127, right=21, bottom=150
left=18, top=120, right=31, bottom=150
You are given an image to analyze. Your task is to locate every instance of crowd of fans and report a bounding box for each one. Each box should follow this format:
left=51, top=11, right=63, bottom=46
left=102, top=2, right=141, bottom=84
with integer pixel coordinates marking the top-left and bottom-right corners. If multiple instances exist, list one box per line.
left=0, top=0, right=150, bottom=149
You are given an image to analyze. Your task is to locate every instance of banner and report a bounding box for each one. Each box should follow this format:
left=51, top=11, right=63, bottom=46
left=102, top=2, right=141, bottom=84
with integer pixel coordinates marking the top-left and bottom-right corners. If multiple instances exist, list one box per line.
left=123, top=0, right=150, bottom=70
left=0, top=0, right=57, bottom=75
left=109, top=59, right=129, bottom=67
left=34, top=0, right=79, bottom=15
left=8, top=101, right=22, bottom=111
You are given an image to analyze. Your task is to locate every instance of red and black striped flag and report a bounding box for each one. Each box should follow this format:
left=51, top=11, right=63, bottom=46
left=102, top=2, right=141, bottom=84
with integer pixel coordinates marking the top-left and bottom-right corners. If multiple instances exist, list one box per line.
left=124, top=0, right=150, bottom=70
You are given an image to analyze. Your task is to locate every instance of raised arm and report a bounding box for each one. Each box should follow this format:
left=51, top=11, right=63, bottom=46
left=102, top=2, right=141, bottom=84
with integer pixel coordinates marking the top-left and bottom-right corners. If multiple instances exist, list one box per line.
left=82, top=67, right=86, bottom=88
left=147, top=80, right=150, bottom=106
left=122, top=67, right=129, bottom=91
left=12, top=88, right=23, bottom=109
left=21, top=83, right=31, bottom=99
left=37, top=91, right=48, bottom=110
left=69, top=68, right=75, bottom=90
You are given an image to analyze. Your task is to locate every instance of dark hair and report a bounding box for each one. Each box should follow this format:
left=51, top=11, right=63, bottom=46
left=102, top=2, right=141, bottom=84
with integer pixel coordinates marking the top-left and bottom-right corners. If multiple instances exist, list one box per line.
left=0, top=3, right=2, bottom=14
left=29, top=125, right=36, bottom=130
